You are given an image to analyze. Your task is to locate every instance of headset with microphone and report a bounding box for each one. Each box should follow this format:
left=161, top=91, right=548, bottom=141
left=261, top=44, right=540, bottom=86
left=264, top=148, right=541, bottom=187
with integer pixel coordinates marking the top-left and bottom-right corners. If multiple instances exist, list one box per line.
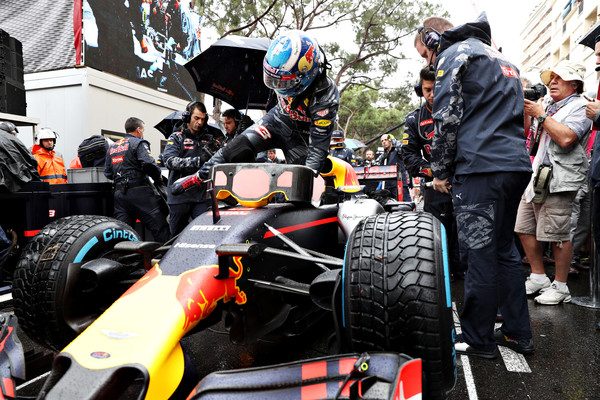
left=418, top=26, right=441, bottom=51
left=414, top=81, right=423, bottom=98
left=228, top=109, right=243, bottom=123
left=182, top=101, right=209, bottom=124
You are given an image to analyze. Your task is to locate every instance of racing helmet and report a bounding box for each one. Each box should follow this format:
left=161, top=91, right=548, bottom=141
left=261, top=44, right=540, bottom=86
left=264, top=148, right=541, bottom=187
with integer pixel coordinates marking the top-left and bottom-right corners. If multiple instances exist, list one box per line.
left=263, top=30, right=322, bottom=97
left=36, top=127, right=58, bottom=145
left=0, top=121, right=18, bottom=135
left=330, top=129, right=345, bottom=147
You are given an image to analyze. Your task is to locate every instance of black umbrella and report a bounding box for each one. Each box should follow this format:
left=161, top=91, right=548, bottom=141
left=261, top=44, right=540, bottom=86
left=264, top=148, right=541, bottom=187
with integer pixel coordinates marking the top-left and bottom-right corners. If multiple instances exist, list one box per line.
left=154, top=111, right=185, bottom=138
left=579, top=22, right=600, bottom=49
left=184, top=36, right=274, bottom=110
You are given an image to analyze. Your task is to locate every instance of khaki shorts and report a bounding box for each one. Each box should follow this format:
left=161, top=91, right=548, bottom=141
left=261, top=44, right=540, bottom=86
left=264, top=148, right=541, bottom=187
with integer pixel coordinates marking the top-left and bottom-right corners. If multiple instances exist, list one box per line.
left=514, top=191, right=577, bottom=242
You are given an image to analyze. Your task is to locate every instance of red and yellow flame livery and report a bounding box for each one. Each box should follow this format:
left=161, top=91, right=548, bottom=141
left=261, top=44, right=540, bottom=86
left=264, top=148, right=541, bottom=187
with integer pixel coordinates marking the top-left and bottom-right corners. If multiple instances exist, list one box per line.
left=321, top=156, right=362, bottom=193
left=176, top=257, right=247, bottom=330
left=60, top=258, right=248, bottom=399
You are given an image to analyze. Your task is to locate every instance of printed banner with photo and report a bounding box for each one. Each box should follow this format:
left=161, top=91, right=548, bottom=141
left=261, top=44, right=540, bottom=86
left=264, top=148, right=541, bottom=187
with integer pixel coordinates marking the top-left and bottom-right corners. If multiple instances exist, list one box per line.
left=83, top=0, right=201, bottom=100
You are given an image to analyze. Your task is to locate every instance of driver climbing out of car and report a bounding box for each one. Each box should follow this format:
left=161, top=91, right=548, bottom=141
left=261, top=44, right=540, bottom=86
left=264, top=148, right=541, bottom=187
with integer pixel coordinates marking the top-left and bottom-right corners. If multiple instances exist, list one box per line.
left=172, top=30, right=340, bottom=194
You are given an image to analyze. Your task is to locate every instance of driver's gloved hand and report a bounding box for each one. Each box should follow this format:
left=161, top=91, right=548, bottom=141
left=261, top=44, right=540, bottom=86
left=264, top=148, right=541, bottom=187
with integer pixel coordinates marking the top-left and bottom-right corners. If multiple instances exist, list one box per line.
left=172, top=172, right=203, bottom=195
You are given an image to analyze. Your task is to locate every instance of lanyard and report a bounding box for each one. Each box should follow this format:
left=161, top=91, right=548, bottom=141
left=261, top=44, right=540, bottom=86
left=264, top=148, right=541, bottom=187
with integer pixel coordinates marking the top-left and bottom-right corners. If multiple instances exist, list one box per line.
left=529, top=96, right=574, bottom=156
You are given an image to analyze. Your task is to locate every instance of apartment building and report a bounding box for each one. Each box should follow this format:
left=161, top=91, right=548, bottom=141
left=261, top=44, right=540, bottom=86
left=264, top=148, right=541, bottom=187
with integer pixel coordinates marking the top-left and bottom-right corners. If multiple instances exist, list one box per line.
left=521, top=0, right=599, bottom=90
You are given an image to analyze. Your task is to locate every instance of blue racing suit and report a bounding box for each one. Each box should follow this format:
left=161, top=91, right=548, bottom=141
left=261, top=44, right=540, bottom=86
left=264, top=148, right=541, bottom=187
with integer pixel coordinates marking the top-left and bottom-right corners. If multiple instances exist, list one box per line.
left=199, top=73, right=339, bottom=179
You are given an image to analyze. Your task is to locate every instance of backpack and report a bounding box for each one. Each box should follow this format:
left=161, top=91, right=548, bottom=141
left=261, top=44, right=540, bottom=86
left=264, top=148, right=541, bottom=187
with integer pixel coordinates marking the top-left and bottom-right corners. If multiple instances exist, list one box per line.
left=78, top=135, right=108, bottom=167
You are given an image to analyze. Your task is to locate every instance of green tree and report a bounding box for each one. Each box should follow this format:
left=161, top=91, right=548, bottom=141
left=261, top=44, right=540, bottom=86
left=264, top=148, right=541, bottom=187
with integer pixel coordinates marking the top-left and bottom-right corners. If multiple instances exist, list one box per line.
left=194, top=0, right=445, bottom=130
left=196, top=0, right=441, bottom=95
left=337, top=84, right=416, bottom=150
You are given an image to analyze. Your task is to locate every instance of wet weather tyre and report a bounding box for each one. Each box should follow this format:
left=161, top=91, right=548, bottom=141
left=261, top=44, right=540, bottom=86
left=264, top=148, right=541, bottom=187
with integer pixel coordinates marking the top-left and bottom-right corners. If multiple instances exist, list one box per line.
left=13, top=217, right=75, bottom=345
left=29, top=215, right=140, bottom=351
left=344, top=211, right=456, bottom=400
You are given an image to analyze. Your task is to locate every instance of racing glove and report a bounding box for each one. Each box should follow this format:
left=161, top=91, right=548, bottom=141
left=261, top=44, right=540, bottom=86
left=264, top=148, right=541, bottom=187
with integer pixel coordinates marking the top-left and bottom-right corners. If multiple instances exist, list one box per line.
left=172, top=172, right=203, bottom=195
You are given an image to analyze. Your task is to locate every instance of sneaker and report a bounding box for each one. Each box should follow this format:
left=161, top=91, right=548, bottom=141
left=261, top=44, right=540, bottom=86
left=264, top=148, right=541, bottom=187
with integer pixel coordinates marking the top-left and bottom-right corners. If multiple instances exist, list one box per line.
left=494, top=329, right=534, bottom=354
left=455, top=335, right=499, bottom=359
left=534, top=283, right=571, bottom=305
left=525, top=276, right=551, bottom=295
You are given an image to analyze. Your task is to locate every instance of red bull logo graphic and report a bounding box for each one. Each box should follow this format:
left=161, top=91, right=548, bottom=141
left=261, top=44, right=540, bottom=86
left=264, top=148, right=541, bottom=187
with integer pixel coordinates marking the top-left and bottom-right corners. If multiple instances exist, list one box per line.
left=109, top=140, right=129, bottom=155
left=298, top=45, right=315, bottom=73
left=344, top=165, right=360, bottom=186
left=176, top=257, right=247, bottom=331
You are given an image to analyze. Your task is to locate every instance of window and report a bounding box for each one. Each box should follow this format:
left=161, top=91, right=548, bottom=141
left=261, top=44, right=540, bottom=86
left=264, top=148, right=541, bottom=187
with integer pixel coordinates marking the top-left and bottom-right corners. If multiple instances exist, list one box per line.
left=584, top=8, right=598, bottom=31
left=560, top=38, right=570, bottom=60
left=552, top=50, right=560, bottom=64
left=578, top=0, right=584, bottom=14
left=561, top=0, right=572, bottom=19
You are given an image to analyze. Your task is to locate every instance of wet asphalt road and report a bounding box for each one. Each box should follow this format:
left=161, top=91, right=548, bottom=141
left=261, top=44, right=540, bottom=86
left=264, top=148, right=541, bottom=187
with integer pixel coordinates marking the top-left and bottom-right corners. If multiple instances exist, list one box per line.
left=10, top=262, right=600, bottom=400
left=448, top=264, right=600, bottom=400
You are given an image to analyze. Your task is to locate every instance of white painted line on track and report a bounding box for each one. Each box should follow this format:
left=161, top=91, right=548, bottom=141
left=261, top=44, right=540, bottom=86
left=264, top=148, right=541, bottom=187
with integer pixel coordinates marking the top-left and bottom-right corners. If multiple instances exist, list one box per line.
left=16, top=371, right=50, bottom=390
left=0, top=292, right=12, bottom=304
left=453, top=302, right=532, bottom=374
left=453, top=302, right=478, bottom=400
left=499, top=347, right=532, bottom=373
left=460, top=355, right=479, bottom=400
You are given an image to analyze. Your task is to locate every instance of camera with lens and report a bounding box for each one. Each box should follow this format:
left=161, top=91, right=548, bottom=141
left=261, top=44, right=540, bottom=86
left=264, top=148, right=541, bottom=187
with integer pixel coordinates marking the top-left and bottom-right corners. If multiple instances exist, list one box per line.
left=524, top=83, right=547, bottom=102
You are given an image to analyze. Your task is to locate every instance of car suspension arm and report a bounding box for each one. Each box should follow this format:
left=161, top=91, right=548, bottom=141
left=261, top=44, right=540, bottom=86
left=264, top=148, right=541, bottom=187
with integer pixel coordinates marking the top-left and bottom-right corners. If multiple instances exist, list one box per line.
left=215, top=243, right=343, bottom=268
left=263, top=223, right=330, bottom=272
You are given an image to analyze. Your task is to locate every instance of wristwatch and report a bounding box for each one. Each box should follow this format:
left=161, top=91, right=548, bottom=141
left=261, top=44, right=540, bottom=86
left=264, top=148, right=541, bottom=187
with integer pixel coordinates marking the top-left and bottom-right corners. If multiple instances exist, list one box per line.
left=537, top=113, right=548, bottom=125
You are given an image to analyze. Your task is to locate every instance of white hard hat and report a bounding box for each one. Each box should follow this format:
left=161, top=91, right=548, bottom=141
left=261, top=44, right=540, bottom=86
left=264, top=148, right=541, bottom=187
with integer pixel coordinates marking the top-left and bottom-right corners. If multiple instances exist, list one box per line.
left=36, top=127, right=58, bottom=144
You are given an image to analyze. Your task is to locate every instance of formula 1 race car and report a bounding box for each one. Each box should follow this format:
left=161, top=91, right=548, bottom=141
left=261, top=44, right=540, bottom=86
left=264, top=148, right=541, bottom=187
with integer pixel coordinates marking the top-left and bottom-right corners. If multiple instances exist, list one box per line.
left=13, top=157, right=456, bottom=399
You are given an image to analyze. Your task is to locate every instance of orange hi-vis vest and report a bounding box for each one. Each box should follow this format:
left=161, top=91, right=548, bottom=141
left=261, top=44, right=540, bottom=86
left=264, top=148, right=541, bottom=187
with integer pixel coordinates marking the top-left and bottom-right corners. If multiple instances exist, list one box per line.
left=32, top=144, right=67, bottom=184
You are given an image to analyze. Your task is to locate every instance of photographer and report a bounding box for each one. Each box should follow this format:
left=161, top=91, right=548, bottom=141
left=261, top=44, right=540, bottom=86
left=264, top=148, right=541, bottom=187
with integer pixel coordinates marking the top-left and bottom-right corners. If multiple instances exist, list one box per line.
left=516, top=61, right=591, bottom=305
left=163, top=101, right=222, bottom=236
left=422, top=14, right=533, bottom=358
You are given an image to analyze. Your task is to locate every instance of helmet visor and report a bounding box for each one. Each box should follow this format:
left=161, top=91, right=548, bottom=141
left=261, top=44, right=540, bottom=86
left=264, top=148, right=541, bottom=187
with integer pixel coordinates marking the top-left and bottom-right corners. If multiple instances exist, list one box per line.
left=263, top=69, right=301, bottom=93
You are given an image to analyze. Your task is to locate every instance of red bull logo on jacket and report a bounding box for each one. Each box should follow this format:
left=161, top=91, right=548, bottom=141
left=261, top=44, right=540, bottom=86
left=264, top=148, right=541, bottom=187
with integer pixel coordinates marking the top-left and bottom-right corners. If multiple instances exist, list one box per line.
left=176, top=257, right=247, bottom=331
